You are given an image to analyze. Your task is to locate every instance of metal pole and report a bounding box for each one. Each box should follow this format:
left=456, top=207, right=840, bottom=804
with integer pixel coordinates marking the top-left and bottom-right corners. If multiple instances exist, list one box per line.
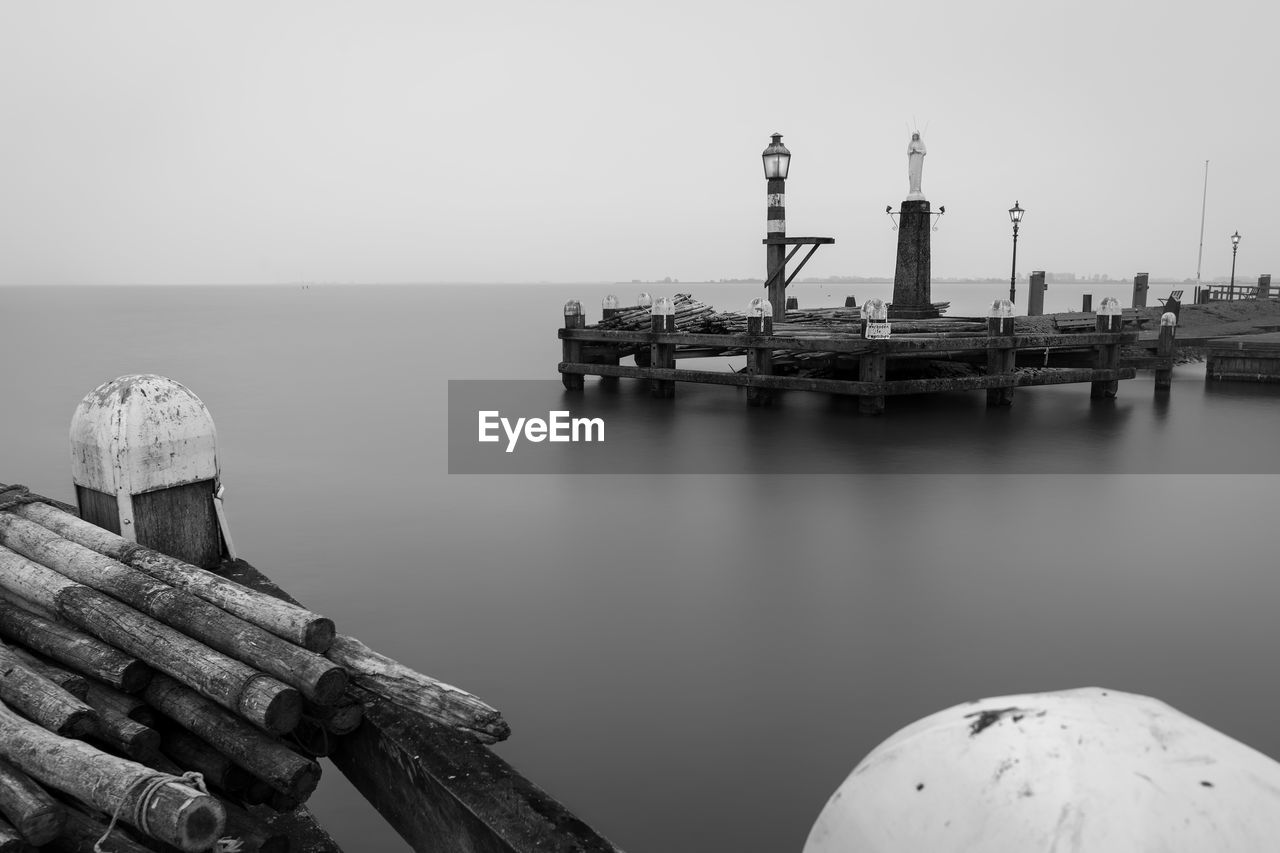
left=1196, top=160, right=1208, bottom=286
left=1009, top=222, right=1019, bottom=304
left=1230, top=243, right=1238, bottom=298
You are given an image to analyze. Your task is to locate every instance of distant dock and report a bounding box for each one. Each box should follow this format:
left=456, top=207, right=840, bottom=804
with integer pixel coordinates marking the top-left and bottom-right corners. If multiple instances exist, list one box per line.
left=558, top=294, right=1176, bottom=415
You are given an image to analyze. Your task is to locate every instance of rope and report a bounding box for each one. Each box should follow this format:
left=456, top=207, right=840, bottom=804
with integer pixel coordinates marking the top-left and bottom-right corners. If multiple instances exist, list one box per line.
left=0, top=484, right=79, bottom=516
left=94, top=771, right=209, bottom=853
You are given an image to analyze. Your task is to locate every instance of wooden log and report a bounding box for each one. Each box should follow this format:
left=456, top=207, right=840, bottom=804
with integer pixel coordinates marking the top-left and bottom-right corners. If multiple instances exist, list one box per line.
left=0, top=513, right=343, bottom=705
left=0, top=816, right=26, bottom=852
left=83, top=682, right=157, bottom=727
left=0, top=640, right=97, bottom=738
left=42, top=802, right=154, bottom=853
left=303, top=693, right=363, bottom=736
left=0, top=545, right=299, bottom=735
left=228, top=558, right=623, bottom=853
left=142, top=675, right=320, bottom=802
left=0, top=756, right=63, bottom=845
left=0, top=598, right=150, bottom=693
left=157, top=723, right=253, bottom=795
left=5, top=646, right=88, bottom=701
left=0, top=699, right=223, bottom=851
left=6, top=492, right=335, bottom=653
left=77, top=686, right=161, bottom=762
left=327, top=634, right=509, bottom=743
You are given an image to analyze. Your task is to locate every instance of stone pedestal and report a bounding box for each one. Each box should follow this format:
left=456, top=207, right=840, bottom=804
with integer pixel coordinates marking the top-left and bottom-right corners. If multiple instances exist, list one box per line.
left=890, top=199, right=936, bottom=319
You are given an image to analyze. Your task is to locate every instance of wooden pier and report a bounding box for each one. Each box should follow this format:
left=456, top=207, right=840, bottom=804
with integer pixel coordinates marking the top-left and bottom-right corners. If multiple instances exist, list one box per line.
left=1206, top=332, right=1280, bottom=383
left=559, top=296, right=1175, bottom=414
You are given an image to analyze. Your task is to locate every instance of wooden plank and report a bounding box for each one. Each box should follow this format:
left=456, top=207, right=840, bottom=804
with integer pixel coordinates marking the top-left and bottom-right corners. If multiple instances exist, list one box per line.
left=560, top=362, right=1135, bottom=395
left=220, top=560, right=622, bottom=853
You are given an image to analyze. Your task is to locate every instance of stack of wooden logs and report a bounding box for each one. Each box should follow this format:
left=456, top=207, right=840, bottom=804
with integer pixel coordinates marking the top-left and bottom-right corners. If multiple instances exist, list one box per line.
left=0, top=488, right=508, bottom=852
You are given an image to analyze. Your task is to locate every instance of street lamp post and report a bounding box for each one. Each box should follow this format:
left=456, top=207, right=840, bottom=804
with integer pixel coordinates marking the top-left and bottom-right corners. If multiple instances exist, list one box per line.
left=1230, top=231, right=1241, bottom=299
left=1008, top=201, right=1025, bottom=304
left=763, top=133, right=791, bottom=322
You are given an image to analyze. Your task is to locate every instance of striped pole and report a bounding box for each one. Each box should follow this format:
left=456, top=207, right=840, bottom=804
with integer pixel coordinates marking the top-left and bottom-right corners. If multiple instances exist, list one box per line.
left=763, top=133, right=789, bottom=323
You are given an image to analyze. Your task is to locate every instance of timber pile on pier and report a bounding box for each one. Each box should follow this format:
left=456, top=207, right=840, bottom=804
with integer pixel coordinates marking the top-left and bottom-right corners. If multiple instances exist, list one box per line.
left=0, top=483, right=508, bottom=852
left=560, top=294, right=1178, bottom=414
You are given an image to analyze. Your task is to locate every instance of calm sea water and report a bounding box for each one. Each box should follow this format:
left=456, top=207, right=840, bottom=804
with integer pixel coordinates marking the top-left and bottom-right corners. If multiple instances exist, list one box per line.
left=2, top=283, right=1279, bottom=852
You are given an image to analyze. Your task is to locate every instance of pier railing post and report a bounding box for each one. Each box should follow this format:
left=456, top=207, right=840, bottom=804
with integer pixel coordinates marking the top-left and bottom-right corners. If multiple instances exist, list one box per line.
left=1155, top=312, right=1177, bottom=392
left=746, top=298, right=774, bottom=407
left=650, top=298, right=676, bottom=398
left=1132, top=272, right=1149, bottom=308
left=1027, top=271, right=1046, bottom=317
left=597, top=296, right=621, bottom=387
left=561, top=301, right=585, bottom=391
left=986, top=299, right=1016, bottom=406
left=1091, top=297, right=1121, bottom=399
left=1258, top=275, right=1272, bottom=300
left=858, top=299, right=887, bottom=415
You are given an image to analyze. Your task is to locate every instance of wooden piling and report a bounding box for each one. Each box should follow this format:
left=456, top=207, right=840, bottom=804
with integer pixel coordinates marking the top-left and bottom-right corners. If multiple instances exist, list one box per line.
left=562, top=306, right=585, bottom=391
left=0, top=597, right=151, bottom=693
left=1092, top=308, right=1122, bottom=398
left=0, top=545, right=299, bottom=735
left=9, top=499, right=335, bottom=652
left=0, top=756, right=63, bottom=846
left=1155, top=313, right=1177, bottom=391
left=1027, top=271, right=1046, bottom=317
left=0, top=514, right=339, bottom=707
left=746, top=314, right=774, bottom=407
left=986, top=315, right=1016, bottom=406
left=651, top=313, right=676, bottom=398
left=1082, top=293, right=1093, bottom=312
left=0, top=700, right=224, bottom=852
left=858, top=354, right=886, bottom=415
left=141, top=675, right=320, bottom=802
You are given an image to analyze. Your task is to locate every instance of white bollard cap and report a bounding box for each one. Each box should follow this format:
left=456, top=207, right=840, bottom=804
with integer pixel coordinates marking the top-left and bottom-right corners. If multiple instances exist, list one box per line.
left=70, top=375, right=219, bottom=540
left=803, top=686, right=1280, bottom=852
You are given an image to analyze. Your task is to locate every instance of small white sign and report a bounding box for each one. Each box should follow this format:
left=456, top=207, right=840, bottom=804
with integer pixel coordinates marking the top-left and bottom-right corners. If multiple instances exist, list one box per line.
left=865, top=322, right=891, bottom=340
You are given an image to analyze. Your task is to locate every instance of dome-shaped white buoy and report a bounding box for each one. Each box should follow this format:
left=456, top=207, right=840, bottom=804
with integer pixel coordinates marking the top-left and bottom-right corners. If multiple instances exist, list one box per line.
left=803, top=686, right=1280, bottom=852
left=70, top=374, right=226, bottom=567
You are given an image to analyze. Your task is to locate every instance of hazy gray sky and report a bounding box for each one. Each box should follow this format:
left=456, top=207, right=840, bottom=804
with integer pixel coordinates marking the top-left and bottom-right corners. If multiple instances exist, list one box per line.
left=1, top=1, right=1274, bottom=285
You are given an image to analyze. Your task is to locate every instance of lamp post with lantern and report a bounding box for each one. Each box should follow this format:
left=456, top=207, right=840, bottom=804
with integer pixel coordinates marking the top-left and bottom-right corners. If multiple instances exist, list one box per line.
left=1008, top=201, right=1025, bottom=304
left=1230, top=231, right=1241, bottom=298
left=762, top=133, right=791, bottom=322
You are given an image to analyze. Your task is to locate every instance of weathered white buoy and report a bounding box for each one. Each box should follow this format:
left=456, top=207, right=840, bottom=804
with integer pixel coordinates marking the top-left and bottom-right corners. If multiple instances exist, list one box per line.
left=70, top=374, right=227, bottom=568
left=803, top=686, right=1280, bottom=852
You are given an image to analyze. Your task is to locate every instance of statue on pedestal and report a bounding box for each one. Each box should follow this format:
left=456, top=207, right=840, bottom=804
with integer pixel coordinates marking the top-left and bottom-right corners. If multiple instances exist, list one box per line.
left=906, top=132, right=926, bottom=201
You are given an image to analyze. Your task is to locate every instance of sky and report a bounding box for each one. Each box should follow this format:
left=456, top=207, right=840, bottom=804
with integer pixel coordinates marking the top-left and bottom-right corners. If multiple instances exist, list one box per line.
left=0, top=0, right=1275, bottom=285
